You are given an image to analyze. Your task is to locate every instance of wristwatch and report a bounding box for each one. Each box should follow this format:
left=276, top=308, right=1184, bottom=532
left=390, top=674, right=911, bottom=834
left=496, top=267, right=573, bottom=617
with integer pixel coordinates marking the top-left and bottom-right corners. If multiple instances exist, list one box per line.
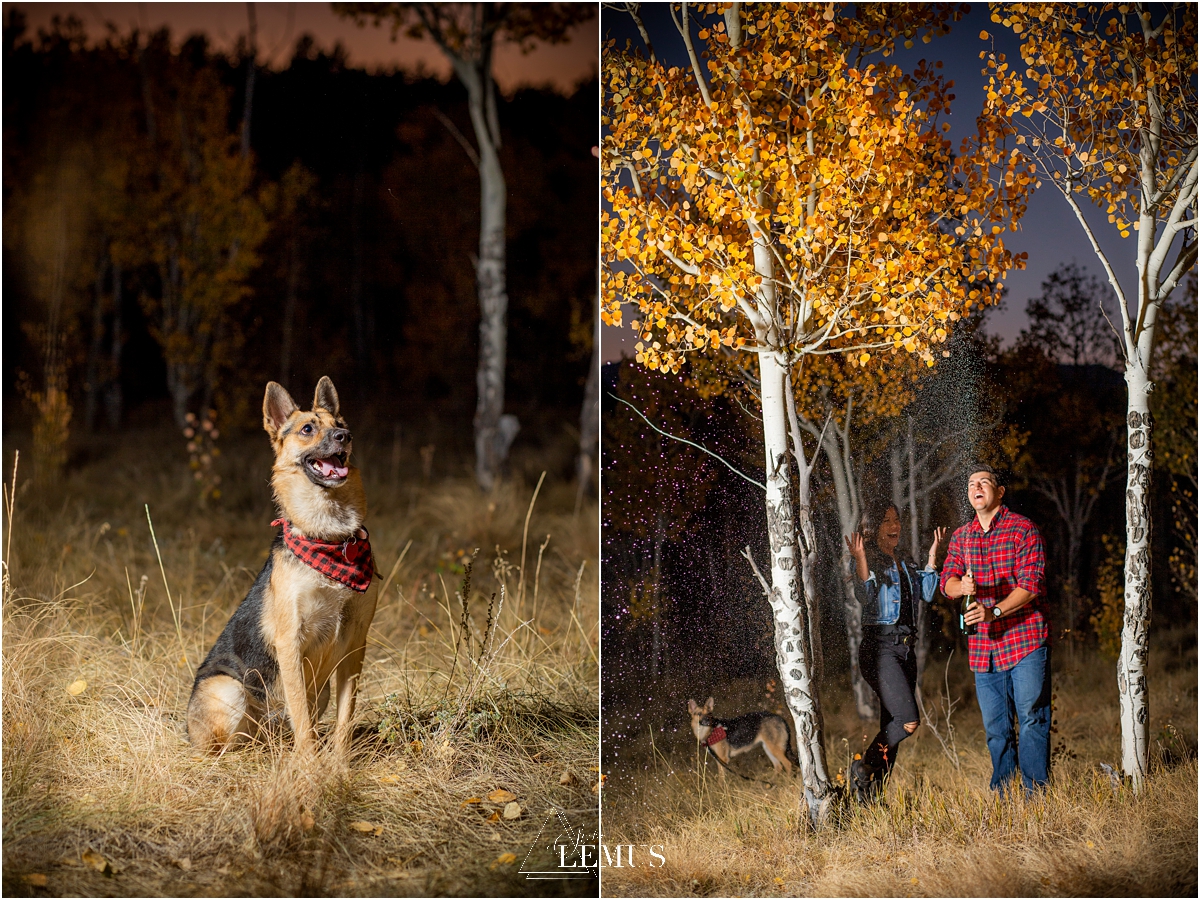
left=992, top=605, right=1003, bottom=619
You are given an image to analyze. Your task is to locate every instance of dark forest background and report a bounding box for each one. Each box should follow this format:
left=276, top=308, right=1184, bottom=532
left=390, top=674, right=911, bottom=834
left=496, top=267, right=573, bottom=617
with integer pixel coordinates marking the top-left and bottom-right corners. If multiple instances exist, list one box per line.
left=3, top=11, right=597, bottom=475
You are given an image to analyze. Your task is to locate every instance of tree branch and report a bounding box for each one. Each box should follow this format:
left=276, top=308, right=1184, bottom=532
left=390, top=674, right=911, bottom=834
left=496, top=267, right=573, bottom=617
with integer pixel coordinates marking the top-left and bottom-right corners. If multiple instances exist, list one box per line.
left=741, top=544, right=772, bottom=598
left=432, top=108, right=480, bottom=170
left=670, top=1, right=712, bottom=108
left=608, top=392, right=766, bottom=491
left=1059, top=180, right=1133, bottom=355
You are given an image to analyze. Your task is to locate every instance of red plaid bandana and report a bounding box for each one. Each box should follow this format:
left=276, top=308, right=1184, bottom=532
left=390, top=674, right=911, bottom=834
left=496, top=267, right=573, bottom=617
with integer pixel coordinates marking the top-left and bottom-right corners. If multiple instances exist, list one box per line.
left=706, top=725, right=727, bottom=746
left=272, top=518, right=374, bottom=593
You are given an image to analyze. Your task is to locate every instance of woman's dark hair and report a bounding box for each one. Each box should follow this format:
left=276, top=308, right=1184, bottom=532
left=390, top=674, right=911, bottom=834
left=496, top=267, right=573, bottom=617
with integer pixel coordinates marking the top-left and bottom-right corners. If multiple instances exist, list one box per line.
left=860, top=499, right=901, bottom=583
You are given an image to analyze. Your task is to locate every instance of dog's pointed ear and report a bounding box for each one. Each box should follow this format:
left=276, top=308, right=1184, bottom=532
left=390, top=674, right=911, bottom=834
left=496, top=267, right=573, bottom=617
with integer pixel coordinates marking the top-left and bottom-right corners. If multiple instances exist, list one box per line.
left=688, top=699, right=698, bottom=715
left=313, top=376, right=340, bottom=416
left=704, top=697, right=714, bottom=713
left=264, top=382, right=299, bottom=442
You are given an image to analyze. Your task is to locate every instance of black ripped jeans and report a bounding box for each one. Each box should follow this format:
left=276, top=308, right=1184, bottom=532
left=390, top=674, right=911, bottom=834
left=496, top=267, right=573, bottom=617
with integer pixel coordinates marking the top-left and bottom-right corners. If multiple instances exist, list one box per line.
left=859, top=628, right=920, bottom=777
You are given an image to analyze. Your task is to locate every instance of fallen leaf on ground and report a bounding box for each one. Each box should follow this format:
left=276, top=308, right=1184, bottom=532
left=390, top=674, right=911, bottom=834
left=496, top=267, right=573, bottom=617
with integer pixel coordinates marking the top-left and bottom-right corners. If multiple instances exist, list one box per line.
left=502, top=801, right=521, bottom=820
left=176, top=858, right=192, bottom=871
left=487, top=788, right=517, bottom=803
left=81, top=848, right=113, bottom=875
left=559, top=770, right=576, bottom=785
left=491, top=852, right=517, bottom=868
left=349, top=820, right=383, bottom=836
left=461, top=797, right=482, bottom=807
left=299, top=806, right=315, bottom=831
left=486, top=811, right=500, bottom=823
left=379, top=774, right=401, bottom=785
left=66, top=679, right=88, bottom=696
left=21, top=874, right=48, bottom=886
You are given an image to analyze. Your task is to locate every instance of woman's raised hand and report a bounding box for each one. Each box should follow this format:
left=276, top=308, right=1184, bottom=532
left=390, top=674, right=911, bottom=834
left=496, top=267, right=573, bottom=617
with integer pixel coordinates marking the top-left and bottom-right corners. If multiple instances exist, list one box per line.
left=927, top=527, right=947, bottom=569
left=845, top=531, right=866, bottom=563
left=845, top=532, right=871, bottom=582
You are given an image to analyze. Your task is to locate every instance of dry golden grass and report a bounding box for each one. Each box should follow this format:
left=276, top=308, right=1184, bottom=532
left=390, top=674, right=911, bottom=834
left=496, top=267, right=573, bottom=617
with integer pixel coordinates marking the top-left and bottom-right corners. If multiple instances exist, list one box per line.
left=601, top=633, right=1197, bottom=897
left=2, top=426, right=599, bottom=897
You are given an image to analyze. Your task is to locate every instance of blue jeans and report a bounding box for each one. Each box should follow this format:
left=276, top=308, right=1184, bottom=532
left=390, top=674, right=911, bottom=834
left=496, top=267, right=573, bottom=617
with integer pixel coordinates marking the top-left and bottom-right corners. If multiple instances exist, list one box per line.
left=974, top=645, right=1051, bottom=793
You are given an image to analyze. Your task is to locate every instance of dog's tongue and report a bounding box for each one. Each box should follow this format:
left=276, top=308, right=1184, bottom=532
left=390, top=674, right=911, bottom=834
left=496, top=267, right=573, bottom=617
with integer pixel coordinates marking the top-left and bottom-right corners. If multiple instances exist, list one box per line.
left=317, top=457, right=348, bottom=479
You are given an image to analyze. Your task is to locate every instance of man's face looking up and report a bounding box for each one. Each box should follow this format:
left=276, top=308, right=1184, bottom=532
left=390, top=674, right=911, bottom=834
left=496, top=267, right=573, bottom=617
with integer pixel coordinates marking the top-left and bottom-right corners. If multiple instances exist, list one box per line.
left=968, top=471, right=1004, bottom=514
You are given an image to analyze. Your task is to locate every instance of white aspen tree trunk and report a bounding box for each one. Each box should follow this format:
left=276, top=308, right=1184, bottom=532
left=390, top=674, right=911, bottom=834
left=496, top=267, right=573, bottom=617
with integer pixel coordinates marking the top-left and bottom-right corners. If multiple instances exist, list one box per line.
left=758, top=349, right=831, bottom=821
left=457, top=51, right=516, bottom=493
left=816, top=416, right=876, bottom=718
left=909, top=420, right=931, bottom=693
left=1118, top=349, right=1154, bottom=792
left=729, top=0, right=832, bottom=820
left=1110, top=62, right=1196, bottom=788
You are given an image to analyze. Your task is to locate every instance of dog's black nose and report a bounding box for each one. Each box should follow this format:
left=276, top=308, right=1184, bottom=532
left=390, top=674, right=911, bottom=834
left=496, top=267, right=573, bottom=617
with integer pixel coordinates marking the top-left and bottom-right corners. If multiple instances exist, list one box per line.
left=333, top=430, right=349, bottom=444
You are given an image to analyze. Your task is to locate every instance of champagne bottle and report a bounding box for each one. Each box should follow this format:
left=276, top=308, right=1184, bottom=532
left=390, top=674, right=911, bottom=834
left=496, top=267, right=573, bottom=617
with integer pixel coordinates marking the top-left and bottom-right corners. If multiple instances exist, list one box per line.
left=959, top=566, right=977, bottom=637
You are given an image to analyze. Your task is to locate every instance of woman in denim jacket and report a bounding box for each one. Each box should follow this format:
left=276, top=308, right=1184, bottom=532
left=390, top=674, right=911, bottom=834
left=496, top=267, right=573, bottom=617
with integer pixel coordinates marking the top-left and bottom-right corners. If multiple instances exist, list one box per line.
left=845, top=500, right=945, bottom=802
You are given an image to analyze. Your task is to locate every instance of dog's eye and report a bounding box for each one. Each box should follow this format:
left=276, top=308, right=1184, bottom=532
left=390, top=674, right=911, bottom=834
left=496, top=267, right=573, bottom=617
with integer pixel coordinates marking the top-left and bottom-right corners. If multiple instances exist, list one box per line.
left=301, top=424, right=314, bottom=435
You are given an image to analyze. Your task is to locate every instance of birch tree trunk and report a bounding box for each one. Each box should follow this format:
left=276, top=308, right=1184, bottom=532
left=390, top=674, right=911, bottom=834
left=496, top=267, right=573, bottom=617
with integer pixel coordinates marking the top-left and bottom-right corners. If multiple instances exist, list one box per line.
left=908, top=419, right=931, bottom=694
left=453, top=47, right=517, bottom=493
left=1080, top=78, right=1195, bottom=792
left=755, top=349, right=831, bottom=823
left=1118, top=353, right=1154, bottom=790
left=804, top=408, right=875, bottom=719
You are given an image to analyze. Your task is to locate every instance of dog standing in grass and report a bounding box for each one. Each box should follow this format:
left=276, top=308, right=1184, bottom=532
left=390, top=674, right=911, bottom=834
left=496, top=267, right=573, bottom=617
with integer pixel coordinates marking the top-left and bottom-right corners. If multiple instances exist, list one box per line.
left=187, top=377, right=377, bottom=755
left=688, top=697, right=796, bottom=776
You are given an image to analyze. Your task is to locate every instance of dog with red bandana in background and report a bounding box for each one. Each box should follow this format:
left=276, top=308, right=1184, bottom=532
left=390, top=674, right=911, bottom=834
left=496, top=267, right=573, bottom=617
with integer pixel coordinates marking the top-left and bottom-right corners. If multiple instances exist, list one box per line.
left=187, top=377, right=377, bottom=756
left=688, top=697, right=797, bottom=777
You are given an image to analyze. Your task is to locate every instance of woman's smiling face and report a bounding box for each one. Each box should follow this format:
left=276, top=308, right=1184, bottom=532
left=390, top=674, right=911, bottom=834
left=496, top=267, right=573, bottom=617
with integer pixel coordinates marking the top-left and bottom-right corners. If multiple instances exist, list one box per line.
left=875, top=506, right=901, bottom=556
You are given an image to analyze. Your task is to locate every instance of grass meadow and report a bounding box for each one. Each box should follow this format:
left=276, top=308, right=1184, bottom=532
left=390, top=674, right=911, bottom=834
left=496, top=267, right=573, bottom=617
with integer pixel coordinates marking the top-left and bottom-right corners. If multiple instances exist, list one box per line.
left=2, top=422, right=599, bottom=897
left=601, top=632, right=1197, bottom=897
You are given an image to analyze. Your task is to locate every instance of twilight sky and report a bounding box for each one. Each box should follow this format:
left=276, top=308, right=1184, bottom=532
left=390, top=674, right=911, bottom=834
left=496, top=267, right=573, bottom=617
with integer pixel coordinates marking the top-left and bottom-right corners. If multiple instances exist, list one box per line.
left=9, top=2, right=599, bottom=93
left=600, top=4, right=1152, bottom=362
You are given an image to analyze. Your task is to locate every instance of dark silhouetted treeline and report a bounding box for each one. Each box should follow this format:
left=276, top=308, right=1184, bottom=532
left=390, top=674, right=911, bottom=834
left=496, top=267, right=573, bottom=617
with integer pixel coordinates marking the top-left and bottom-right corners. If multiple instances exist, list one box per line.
left=4, top=11, right=597, bottom=462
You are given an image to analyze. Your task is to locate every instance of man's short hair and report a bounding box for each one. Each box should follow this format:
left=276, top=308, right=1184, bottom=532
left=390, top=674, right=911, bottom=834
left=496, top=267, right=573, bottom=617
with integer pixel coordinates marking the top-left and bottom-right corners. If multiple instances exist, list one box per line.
left=967, top=463, right=1005, bottom=488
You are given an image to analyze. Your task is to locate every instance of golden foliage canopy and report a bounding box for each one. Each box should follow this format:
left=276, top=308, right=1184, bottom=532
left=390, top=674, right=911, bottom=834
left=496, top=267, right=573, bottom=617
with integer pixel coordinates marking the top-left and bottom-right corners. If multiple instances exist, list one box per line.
left=981, top=2, right=1197, bottom=242
left=601, top=2, right=1035, bottom=376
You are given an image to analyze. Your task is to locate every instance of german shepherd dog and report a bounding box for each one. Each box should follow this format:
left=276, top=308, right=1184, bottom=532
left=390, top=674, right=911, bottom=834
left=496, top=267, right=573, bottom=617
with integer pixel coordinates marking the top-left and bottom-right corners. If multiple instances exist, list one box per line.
left=688, top=697, right=796, bottom=776
left=187, top=377, right=377, bottom=755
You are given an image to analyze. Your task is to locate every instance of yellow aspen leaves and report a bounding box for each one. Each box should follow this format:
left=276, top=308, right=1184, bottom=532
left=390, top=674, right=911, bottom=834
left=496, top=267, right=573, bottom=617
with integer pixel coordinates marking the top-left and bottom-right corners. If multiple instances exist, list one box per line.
left=981, top=3, right=1195, bottom=246
left=603, top=4, right=1032, bottom=379
left=81, top=848, right=114, bottom=875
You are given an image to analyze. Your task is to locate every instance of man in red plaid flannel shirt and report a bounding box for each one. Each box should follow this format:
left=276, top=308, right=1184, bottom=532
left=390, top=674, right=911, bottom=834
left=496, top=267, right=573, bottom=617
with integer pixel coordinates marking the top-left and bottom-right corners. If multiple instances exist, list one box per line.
left=940, top=464, right=1050, bottom=793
